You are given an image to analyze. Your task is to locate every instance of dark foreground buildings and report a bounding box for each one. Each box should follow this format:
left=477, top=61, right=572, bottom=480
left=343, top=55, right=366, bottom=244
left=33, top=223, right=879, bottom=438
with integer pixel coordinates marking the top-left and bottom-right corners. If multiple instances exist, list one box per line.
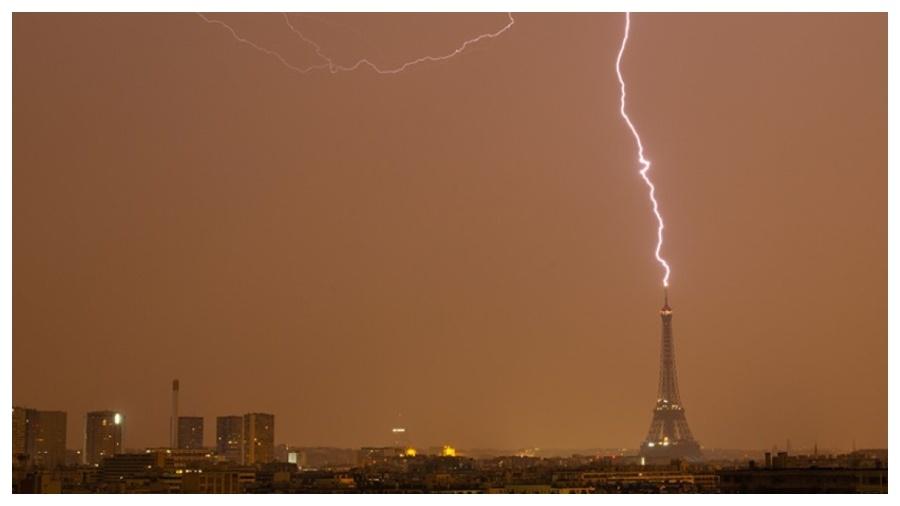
left=12, top=444, right=887, bottom=493
left=717, top=449, right=888, bottom=493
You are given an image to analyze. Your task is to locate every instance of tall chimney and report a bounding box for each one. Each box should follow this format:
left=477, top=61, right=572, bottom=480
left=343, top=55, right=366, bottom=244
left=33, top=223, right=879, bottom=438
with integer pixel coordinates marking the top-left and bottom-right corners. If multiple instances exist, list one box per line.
left=171, top=379, right=179, bottom=448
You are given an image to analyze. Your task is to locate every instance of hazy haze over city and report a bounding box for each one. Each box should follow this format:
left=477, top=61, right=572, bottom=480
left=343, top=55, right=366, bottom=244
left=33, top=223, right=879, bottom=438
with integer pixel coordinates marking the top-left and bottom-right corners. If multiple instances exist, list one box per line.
left=13, top=13, right=886, bottom=452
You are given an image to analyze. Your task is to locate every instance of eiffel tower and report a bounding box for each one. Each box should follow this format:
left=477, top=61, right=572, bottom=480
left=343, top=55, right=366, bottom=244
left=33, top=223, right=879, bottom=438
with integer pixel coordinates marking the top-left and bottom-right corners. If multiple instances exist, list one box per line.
left=639, top=289, right=702, bottom=460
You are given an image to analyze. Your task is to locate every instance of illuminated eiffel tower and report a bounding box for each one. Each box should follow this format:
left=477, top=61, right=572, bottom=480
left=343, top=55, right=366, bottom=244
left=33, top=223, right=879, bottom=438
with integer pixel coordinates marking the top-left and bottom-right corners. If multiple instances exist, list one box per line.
left=639, top=289, right=702, bottom=460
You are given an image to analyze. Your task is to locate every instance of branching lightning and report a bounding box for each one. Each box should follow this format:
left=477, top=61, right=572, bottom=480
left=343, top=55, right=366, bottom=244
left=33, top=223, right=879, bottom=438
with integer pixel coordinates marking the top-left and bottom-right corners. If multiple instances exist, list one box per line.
left=199, top=12, right=669, bottom=285
left=615, top=12, right=671, bottom=288
left=284, top=13, right=515, bottom=75
left=197, top=13, right=515, bottom=76
left=196, top=14, right=330, bottom=74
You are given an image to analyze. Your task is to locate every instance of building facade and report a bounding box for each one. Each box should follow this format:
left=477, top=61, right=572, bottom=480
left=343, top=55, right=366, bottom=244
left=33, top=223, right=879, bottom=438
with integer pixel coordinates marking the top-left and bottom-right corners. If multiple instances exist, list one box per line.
left=12, top=407, right=67, bottom=469
left=216, top=416, right=243, bottom=463
left=242, top=413, right=275, bottom=465
left=25, top=409, right=67, bottom=468
left=84, top=411, right=124, bottom=465
left=177, top=416, right=204, bottom=449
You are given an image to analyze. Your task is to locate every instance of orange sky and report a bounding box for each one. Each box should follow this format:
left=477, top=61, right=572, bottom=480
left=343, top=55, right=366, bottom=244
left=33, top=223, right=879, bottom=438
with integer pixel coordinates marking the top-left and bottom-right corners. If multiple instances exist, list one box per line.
left=13, top=13, right=886, bottom=451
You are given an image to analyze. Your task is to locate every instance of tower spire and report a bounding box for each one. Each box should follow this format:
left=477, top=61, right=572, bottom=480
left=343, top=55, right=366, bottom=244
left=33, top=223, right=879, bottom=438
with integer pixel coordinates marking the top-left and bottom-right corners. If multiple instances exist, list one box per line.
left=641, top=286, right=701, bottom=460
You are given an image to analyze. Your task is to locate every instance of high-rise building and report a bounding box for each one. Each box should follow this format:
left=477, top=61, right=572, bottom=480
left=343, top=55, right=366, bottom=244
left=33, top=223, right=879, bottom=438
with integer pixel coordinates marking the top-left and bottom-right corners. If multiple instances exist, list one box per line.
left=639, top=291, right=702, bottom=460
left=24, top=409, right=67, bottom=468
left=178, top=416, right=204, bottom=449
left=84, top=411, right=124, bottom=465
left=12, top=407, right=27, bottom=462
left=242, top=413, right=275, bottom=465
left=216, top=416, right=243, bottom=463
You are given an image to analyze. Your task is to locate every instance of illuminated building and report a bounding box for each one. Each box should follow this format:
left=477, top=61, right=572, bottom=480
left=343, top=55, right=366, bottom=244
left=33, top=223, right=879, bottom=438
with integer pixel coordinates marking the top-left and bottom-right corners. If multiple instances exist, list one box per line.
left=242, top=413, right=275, bottom=465
left=84, top=411, right=124, bottom=465
left=177, top=416, right=204, bottom=449
left=639, top=291, right=702, bottom=460
left=216, top=415, right=243, bottom=463
left=441, top=445, right=457, bottom=457
left=24, top=409, right=67, bottom=468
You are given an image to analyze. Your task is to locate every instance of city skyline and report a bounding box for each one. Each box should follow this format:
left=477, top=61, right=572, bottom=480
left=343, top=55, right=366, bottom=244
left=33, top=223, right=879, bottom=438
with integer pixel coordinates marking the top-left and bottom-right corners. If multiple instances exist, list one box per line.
left=10, top=357, right=877, bottom=454
left=12, top=12, right=886, bottom=453
left=8, top=399, right=880, bottom=462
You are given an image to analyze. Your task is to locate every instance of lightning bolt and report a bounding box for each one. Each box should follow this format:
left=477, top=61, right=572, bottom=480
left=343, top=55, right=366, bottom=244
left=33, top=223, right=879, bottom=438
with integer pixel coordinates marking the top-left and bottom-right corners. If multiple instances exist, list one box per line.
left=283, top=13, right=515, bottom=74
left=615, top=12, right=671, bottom=288
left=198, top=13, right=515, bottom=76
left=199, top=12, right=666, bottom=283
left=196, top=13, right=331, bottom=74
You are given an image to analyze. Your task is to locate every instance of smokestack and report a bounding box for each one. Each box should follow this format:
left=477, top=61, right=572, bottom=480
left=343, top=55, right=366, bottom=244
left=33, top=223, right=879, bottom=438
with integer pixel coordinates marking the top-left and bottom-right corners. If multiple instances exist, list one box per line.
left=171, top=379, right=179, bottom=448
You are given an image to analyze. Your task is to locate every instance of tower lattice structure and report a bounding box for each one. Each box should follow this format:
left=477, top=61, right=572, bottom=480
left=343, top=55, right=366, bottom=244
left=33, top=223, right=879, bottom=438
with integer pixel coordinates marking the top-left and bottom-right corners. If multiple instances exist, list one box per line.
left=639, top=290, right=701, bottom=460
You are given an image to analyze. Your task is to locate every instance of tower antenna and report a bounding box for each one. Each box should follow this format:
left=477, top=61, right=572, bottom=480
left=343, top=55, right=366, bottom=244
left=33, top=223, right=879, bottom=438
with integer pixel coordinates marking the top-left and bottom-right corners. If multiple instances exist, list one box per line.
left=171, top=379, right=179, bottom=449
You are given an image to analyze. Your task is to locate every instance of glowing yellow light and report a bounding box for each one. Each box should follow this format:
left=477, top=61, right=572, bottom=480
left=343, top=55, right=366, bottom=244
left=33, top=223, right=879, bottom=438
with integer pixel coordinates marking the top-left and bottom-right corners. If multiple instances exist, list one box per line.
left=441, top=445, right=456, bottom=457
left=114, top=413, right=122, bottom=425
left=404, top=447, right=417, bottom=457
